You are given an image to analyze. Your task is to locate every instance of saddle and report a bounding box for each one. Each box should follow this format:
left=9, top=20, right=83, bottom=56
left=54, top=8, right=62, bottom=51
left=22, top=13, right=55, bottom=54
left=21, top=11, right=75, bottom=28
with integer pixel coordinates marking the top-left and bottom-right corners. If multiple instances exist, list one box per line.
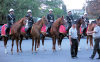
left=1, top=24, right=26, bottom=36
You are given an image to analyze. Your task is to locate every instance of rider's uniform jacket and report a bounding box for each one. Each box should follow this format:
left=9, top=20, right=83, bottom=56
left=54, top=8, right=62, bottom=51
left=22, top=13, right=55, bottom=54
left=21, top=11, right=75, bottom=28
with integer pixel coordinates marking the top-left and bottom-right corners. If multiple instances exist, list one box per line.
left=7, top=14, right=15, bottom=26
left=47, top=13, right=54, bottom=23
left=26, top=14, right=34, bottom=27
left=66, top=15, right=74, bottom=23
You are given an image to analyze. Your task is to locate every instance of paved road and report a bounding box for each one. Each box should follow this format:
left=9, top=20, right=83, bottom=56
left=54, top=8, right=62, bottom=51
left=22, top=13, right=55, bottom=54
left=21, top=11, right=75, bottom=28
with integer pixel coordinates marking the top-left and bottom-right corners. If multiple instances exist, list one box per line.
left=0, top=38, right=99, bottom=62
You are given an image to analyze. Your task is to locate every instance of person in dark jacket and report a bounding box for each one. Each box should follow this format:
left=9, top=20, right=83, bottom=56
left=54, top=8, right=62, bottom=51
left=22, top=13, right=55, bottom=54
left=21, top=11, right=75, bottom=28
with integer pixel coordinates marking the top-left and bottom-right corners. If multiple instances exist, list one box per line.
left=6, top=8, right=15, bottom=36
left=25, top=9, right=34, bottom=36
left=66, top=11, right=74, bottom=28
left=46, top=9, right=54, bottom=34
left=83, top=13, right=89, bottom=27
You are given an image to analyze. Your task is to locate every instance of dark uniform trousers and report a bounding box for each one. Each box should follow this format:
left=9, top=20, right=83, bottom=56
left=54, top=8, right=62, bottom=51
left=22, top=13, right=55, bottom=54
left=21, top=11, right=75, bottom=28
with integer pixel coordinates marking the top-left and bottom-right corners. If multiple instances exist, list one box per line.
left=91, top=38, right=100, bottom=58
left=71, top=38, right=78, bottom=57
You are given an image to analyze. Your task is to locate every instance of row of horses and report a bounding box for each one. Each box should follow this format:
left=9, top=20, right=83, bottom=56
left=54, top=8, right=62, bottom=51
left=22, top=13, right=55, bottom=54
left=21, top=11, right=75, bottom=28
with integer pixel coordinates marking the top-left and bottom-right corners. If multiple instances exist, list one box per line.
left=1, top=16, right=94, bottom=54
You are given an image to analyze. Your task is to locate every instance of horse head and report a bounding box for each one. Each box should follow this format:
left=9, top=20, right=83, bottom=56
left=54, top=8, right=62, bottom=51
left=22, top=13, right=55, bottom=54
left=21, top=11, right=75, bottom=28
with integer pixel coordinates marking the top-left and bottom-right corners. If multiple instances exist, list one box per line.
left=18, top=17, right=28, bottom=25
left=41, top=16, right=48, bottom=26
left=58, top=16, right=65, bottom=25
left=76, top=17, right=86, bottom=35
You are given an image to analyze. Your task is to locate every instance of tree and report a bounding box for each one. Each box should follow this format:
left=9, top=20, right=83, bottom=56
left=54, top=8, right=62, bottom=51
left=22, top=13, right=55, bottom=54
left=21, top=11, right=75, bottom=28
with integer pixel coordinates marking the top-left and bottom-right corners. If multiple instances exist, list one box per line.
left=86, top=0, right=100, bottom=18
left=0, top=0, right=41, bottom=23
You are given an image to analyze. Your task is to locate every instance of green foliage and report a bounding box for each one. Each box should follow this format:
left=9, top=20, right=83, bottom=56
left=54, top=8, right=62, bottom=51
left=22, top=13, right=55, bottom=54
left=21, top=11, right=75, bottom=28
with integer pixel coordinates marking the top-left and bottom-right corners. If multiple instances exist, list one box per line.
left=0, top=0, right=67, bottom=23
left=73, top=13, right=80, bottom=20
left=0, top=0, right=40, bottom=23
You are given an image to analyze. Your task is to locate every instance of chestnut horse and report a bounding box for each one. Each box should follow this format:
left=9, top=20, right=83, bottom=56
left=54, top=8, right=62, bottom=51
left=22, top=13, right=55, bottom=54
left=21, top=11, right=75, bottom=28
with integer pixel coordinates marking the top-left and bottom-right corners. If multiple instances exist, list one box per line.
left=86, top=23, right=95, bottom=49
left=31, top=16, right=48, bottom=52
left=41, top=16, right=65, bottom=51
left=86, top=19, right=100, bottom=49
left=10, top=17, right=27, bottom=54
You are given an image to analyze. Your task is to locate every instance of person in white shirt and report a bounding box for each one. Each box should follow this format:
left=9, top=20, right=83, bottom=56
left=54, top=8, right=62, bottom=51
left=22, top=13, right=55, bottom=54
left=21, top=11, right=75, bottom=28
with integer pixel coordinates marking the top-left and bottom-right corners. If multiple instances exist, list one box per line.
left=89, top=19, right=100, bottom=59
left=69, top=21, right=78, bottom=58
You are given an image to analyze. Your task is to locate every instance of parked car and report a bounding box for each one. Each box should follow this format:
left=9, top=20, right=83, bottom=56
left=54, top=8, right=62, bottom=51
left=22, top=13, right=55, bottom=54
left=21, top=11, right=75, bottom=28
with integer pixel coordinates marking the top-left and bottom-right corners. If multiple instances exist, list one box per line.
left=0, top=24, right=3, bottom=40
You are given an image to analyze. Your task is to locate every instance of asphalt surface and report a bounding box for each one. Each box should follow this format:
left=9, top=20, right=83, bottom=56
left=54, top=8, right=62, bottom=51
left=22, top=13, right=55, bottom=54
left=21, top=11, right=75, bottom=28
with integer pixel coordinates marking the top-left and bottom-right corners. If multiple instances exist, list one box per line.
left=0, top=38, right=100, bottom=62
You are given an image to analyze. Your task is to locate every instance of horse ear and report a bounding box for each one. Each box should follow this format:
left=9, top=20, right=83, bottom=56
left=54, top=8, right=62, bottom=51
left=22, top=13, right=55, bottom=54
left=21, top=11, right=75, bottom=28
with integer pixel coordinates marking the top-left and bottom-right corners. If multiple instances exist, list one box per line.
left=61, top=16, right=64, bottom=20
left=42, top=16, right=45, bottom=19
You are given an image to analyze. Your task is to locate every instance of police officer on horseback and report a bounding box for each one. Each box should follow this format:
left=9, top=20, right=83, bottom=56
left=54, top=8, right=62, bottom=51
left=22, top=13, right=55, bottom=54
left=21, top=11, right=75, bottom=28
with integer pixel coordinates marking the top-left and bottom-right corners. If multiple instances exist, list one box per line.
left=6, top=8, right=15, bottom=36
left=46, top=9, right=54, bottom=34
left=83, top=13, right=89, bottom=27
left=25, top=9, right=34, bottom=36
left=66, top=11, right=74, bottom=28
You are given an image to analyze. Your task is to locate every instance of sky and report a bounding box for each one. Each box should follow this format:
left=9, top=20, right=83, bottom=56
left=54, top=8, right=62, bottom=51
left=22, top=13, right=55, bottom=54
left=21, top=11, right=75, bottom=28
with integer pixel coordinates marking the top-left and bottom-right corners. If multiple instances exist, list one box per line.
left=63, top=0, right=86, bottom=9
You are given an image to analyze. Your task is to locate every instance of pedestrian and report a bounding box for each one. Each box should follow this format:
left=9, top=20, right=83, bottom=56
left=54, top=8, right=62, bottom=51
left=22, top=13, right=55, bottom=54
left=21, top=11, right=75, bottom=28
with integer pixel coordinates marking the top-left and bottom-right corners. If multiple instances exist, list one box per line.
left=89, top=18, right=100, bottom=59
left=69, top=21, right=78, bottom=58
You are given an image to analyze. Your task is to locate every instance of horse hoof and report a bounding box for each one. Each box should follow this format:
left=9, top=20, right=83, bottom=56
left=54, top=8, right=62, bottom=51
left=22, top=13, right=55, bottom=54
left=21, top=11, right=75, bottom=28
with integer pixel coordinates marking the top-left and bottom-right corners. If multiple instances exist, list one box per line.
left=43, top=49, right=47, bottom=51
left=5, top=49, right=8, bottom=54
left=53, top=49, right=56, bottom=52
left=36, top=48, right=39, bottom=51
left=91, top=47, right=93, bottom=50
left=17, top=52, right=19, bottom=55
left=78, top=47, right=81, bottom=51
left=42, top=47, right=46, bottom=51
left=11, top=52, right=13, bottom=55
left=35, top=51, right=37, bottom=53
left=20, top=50, right=23, bottom=53
left=86, top=48, right=88, bottom=50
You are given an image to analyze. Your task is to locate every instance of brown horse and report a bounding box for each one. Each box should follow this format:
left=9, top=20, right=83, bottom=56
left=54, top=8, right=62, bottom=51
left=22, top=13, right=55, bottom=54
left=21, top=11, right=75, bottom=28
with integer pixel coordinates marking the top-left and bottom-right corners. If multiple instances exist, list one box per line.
left=86, top=23, right=95, bottom=49
left=86, top=19, right=100, bottom=49
left=31, top=16, right=48, bottom=52
left=76, top=17, right=85, bottom=50
left=10, top=17, right=27, bottom=54
left=41, top=16, right=65, bottom=51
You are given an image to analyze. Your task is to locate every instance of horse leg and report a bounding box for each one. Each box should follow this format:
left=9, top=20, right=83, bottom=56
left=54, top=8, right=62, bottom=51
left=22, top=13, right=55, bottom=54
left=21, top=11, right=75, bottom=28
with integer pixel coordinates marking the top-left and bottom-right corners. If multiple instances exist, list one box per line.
left=52, top=36, right=56, bottom=52
left=32, top=37, right=34, bottom=53
left=42, top=36, right=46, bottom=51
left=37, top=37, right=40, bottom=48
left=35, top=38, right=37, bottom=52
left=36, top=38, right=40, bottom=51
left=3, top=37, right=8, bottom=54
left=11, top=36, right=14, bottom=54
left=86, top=35, right=89, bottom=50
left=16, top=38, right=19, bottom=53
left=78, top=35, right=81, bottom=51
left=90, top=35, right=93, bottom=49
left=58, top=37, right=62, bottom=50
left=20, top=36, right=23, bottom=52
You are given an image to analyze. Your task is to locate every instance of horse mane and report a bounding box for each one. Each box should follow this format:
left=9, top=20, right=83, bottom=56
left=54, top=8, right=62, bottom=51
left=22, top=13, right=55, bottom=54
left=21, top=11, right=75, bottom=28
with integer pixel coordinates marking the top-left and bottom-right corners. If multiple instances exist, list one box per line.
left=14, top=17, right=25, bottom=25
left=76, top=18, right=81, bottom=24
left=35, top=19, right=42, bottom=25
left=54, top=17, right=62, bottom=24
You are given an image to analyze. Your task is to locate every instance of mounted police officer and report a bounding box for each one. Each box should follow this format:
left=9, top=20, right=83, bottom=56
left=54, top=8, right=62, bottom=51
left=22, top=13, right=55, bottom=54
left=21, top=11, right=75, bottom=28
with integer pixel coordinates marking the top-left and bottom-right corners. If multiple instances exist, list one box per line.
left=25, top=9, right=34, bottom=36
left=83, top=13, right=89, bottom=27
left=46, top=9, right=54, bottom=34
left=66, top=11, right=74, bottom=28
left=6, top=8, right=15, bottom=36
